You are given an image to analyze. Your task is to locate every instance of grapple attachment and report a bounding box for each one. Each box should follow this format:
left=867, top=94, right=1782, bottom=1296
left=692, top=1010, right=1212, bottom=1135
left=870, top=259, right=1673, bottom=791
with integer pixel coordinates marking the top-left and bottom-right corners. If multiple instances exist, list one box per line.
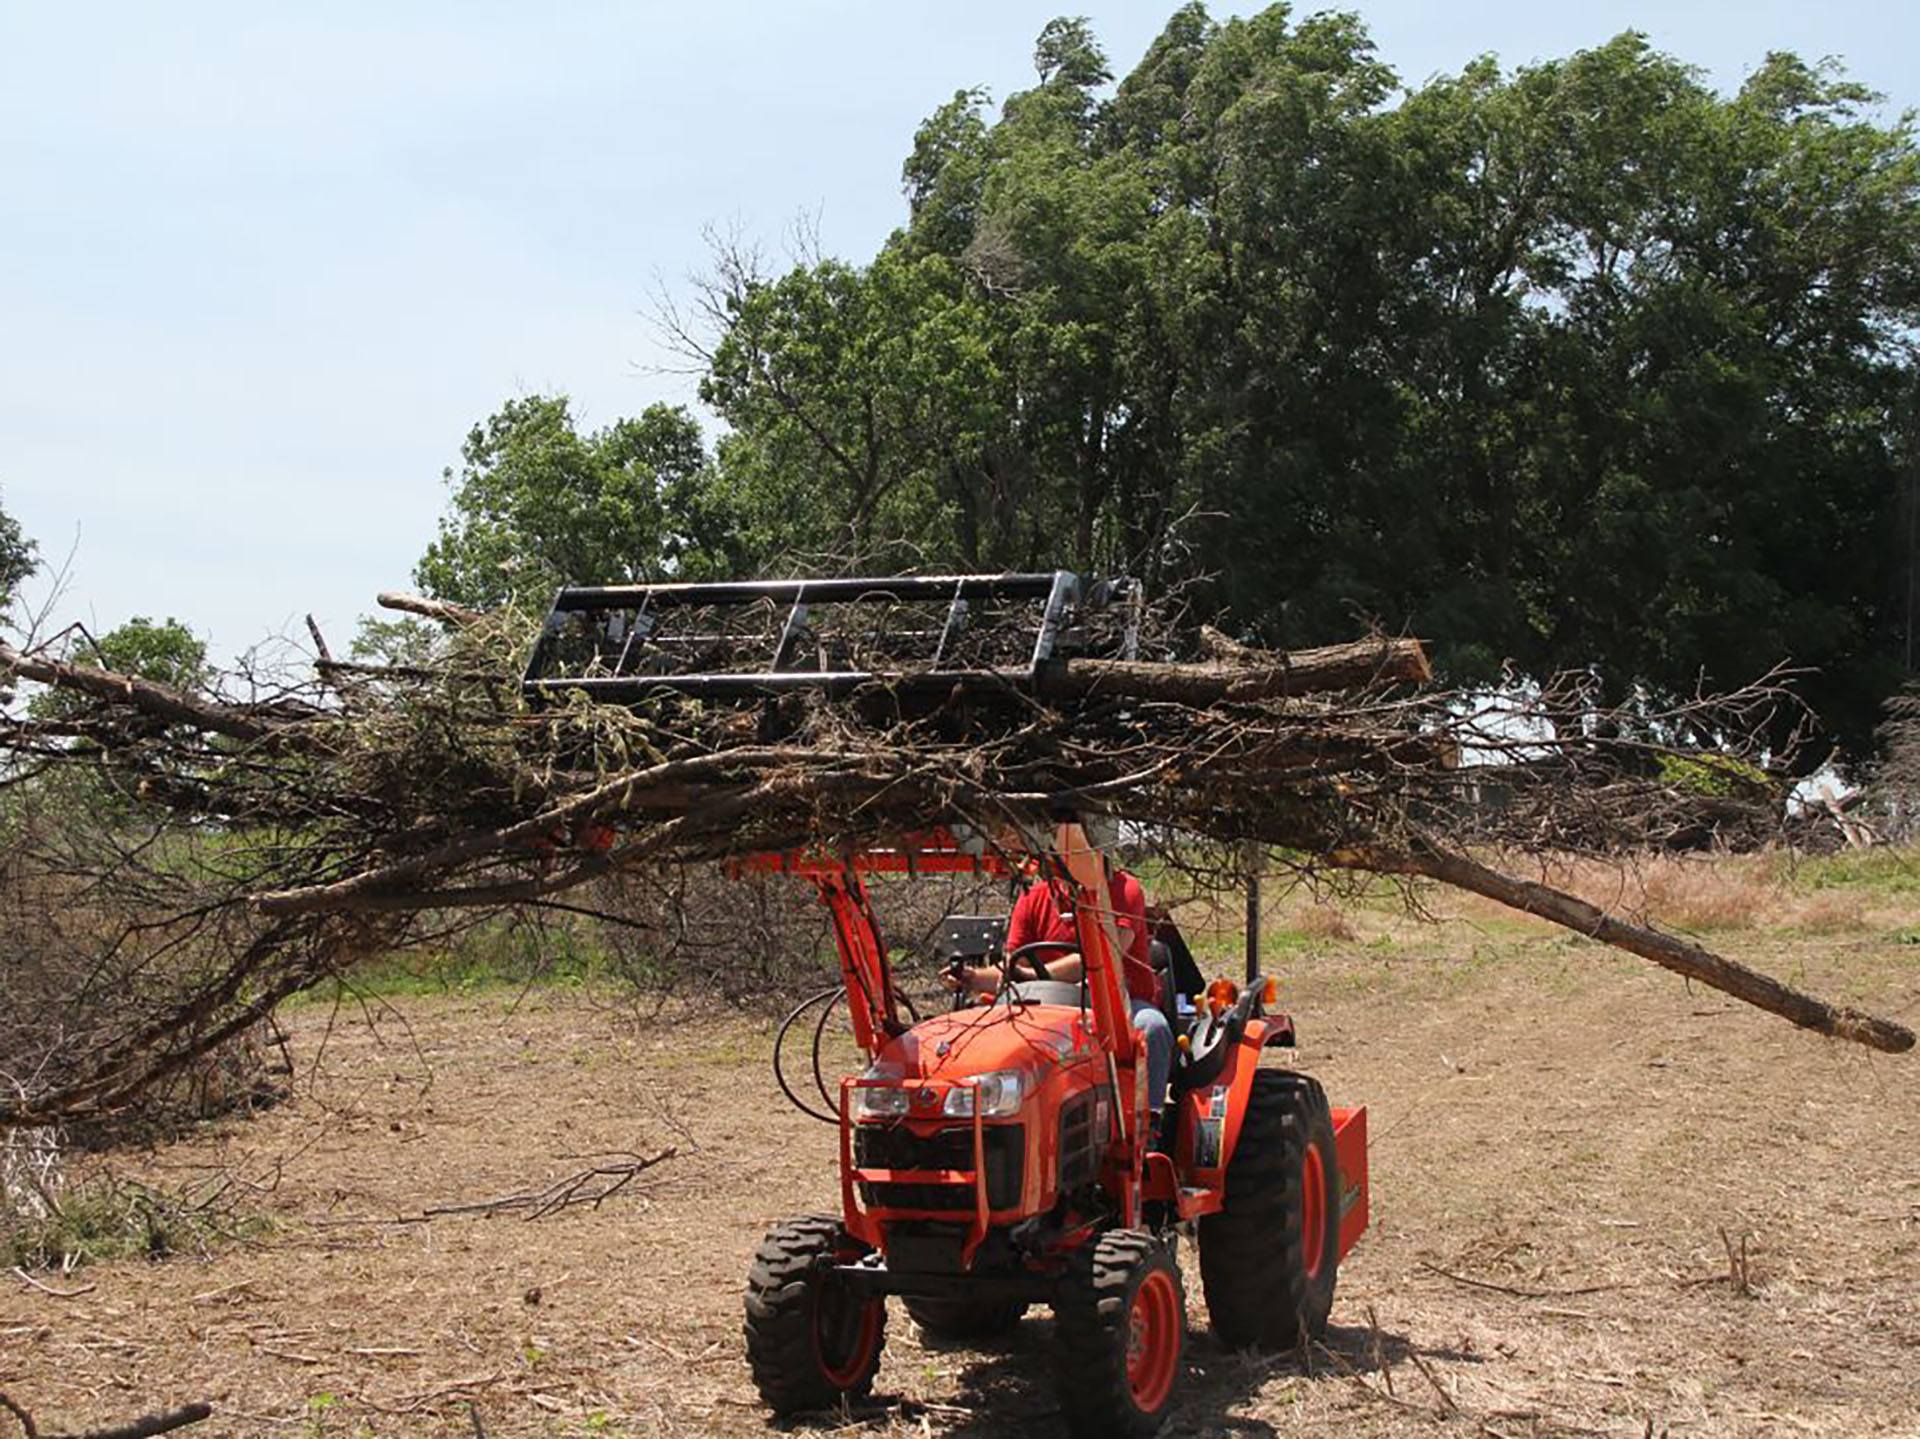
left=521, top=570, right=1138, bottom=703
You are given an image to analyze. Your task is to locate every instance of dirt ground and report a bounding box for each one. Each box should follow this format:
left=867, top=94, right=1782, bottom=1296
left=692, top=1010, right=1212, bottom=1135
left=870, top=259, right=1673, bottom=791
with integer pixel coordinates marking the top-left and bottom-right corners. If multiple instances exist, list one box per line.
left=4, top=888, right=1918, bottom=1438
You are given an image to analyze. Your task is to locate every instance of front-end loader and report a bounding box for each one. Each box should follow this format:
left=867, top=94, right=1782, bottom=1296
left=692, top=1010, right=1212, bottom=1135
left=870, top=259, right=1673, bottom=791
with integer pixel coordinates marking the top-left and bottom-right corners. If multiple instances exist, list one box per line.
left=523, top=572, right=1369, bottom=1435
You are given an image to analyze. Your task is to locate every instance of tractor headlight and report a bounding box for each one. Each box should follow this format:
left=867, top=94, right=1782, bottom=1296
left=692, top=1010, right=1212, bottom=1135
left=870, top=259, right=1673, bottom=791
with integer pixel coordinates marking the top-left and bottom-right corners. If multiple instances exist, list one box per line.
left=943, top=1069, right=1028, bottom=1119
left=851, top=1064, right=910, bottom=1120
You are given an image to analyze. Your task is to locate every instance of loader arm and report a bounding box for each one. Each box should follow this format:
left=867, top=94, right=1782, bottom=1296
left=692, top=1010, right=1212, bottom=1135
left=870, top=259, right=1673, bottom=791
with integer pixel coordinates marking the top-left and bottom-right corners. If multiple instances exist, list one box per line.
left=816, top=866, right=901, bottom=1056
left=1055, top=820, right=1146, bottom=1224
left=736, top=828, right=1021, bottom=1059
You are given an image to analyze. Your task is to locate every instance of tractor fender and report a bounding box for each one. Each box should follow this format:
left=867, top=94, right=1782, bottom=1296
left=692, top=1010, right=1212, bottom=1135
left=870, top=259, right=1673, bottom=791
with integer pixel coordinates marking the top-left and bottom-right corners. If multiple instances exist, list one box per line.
left=1198, top=1019, right=1369, bottom=1264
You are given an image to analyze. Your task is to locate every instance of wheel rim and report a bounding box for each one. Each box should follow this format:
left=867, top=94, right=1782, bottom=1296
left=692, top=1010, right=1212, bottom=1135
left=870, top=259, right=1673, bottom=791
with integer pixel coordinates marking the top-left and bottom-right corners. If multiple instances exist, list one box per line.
left=812, top=1275, right=881, bottom=1388
left=1125, top=1268, right=1181, bottom=1413
left=1301, top=1142, right=1327, bottom=1280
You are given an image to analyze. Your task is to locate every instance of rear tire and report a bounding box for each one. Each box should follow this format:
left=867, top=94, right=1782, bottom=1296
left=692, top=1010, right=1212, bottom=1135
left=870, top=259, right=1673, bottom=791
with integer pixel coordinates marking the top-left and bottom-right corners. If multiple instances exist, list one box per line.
left=1198, top=1069, right=1339, bottom=1350
left=903, top=1296, right=1027, bottom=1340
left=743, top=1213, right=886, bottom=1414
left=1052, top=1228, right=1185, bottom=1438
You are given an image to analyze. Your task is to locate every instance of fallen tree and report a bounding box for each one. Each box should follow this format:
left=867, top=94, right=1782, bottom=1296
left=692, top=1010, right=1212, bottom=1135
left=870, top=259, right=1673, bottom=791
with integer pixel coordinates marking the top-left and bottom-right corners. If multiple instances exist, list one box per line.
left=0, top=590, right=1908, bottom=1130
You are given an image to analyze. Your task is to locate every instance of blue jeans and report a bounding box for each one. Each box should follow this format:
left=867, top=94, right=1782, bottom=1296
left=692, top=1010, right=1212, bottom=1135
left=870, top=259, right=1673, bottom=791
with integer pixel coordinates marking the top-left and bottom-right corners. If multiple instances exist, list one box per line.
left=1130, top=997, right=1172, bottom=1113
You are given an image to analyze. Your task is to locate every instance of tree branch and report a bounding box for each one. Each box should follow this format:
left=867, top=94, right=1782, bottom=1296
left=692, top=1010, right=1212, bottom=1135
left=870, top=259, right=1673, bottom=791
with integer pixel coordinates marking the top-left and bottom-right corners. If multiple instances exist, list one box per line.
left=374, top=591, right=487, bottom=629
left=1330, top=844, right=1915, bottom=1054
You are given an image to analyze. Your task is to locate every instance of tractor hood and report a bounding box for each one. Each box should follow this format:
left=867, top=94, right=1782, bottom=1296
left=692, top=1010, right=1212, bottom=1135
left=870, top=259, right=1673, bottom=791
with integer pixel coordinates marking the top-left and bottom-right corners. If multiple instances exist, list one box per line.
left=874, top=1000, right=1098, bottom=1086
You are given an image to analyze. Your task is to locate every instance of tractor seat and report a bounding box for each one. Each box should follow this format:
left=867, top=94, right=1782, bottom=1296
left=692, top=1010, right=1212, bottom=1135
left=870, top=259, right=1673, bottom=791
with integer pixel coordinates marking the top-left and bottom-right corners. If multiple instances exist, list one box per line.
left=1175, top=1009, right=1236, bottom=1090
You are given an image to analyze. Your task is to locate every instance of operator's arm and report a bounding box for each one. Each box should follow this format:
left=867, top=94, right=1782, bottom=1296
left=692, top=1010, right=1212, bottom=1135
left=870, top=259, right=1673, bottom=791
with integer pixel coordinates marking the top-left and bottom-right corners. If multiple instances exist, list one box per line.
left=951, top=883, right=1054, bottom=994
left=1036, top=952, right=1084, bottom=983
left=1009, top=873, right=1145, bottom=988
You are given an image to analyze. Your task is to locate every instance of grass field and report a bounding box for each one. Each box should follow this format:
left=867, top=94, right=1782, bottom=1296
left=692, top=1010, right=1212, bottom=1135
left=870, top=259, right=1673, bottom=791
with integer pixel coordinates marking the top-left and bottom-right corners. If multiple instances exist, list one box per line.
left=3, top=853, right=1917, bottom=1437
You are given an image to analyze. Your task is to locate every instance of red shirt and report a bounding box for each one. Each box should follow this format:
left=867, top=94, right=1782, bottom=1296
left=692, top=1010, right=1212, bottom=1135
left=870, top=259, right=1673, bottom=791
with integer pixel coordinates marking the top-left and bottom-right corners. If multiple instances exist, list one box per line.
left=1006, top=869, right=1155, bottom=1001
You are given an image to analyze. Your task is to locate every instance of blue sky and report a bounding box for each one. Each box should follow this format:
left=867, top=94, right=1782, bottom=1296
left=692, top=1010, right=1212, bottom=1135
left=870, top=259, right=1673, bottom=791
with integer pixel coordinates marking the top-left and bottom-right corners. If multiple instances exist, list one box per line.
left=3, top=1, right=1913, bottom=657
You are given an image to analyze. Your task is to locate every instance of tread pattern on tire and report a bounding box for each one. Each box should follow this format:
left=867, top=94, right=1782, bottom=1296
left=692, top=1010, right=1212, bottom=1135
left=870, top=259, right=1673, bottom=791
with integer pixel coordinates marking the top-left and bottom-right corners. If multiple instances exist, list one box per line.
left=1051, top=1227, right=1184, bottom=1439
left=1197, top=1069, right=1338, bottom=1350
left=743, top=1212, right=886, bottom=1414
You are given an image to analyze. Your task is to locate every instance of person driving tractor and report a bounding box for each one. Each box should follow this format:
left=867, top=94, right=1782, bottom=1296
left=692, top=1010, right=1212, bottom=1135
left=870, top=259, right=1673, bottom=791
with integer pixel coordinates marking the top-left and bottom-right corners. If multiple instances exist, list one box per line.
left=944, top=838, right=1175, bottom=1127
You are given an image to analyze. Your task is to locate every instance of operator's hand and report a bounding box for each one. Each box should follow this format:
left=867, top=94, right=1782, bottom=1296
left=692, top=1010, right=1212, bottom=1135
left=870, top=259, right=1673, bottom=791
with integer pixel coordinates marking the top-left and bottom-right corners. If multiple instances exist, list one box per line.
left=941, top=963, right=1002, bottom=995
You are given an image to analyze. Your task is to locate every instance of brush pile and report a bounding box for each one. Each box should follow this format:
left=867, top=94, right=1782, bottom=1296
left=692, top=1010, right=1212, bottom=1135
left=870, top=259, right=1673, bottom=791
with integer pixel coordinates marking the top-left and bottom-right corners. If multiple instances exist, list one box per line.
left=0, top=584, right=1909, bottom=1129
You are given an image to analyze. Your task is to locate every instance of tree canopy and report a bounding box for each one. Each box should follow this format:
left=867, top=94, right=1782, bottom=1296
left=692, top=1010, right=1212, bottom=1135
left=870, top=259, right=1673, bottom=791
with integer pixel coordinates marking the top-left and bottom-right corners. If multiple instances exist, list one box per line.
left=27, top=616, right=207, bottom=726
left=415, top=396, right=722, bottom=610
left=84, top=616, right=207, bottom=691
left=419, top=6, right=1920, bottom=759
left=0, top=490, right=35, bottom=608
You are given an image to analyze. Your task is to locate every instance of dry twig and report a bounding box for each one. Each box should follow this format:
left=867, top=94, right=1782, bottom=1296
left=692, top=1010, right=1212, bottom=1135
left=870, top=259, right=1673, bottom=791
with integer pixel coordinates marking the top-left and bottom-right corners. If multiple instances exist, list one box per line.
left=8, top=1268, right=94, bottom=1299
left=421, top=1149, right=677, bottom=1221
left=0, top=1392, right=211, bottom=1439
left=1719, top=1225, right=1755, bottom=1296
left=1417, top=1259, right=1629, bottom=1300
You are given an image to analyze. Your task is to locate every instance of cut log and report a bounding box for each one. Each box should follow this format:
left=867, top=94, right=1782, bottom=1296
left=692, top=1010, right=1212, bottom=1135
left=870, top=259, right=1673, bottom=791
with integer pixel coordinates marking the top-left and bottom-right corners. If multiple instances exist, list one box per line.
left=1197, top=624, right=1262, bottom=666
left=1331, top=845, right=1915, bottom=1054
left=375, top=590, right=487, bottom=629
left=1053, top=636, right=1431, bottom=704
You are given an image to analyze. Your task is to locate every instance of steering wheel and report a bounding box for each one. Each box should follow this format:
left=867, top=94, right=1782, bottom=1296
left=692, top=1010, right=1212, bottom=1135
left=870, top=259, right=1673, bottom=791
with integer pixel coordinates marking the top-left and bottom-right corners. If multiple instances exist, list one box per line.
left=1004, top=939, right=1080, bottom=981
left=947, top=939, right=1080, bottom=1010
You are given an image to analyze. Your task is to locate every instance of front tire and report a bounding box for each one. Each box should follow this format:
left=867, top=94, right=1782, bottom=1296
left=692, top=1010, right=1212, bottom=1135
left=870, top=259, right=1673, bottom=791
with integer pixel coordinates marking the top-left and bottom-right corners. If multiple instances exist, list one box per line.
left=743, top=1213, right=886, bottom=1414
left=1198, top=1069, right=1340, bottom=1349
left=1052, top=1228, right=1185, bottom=1438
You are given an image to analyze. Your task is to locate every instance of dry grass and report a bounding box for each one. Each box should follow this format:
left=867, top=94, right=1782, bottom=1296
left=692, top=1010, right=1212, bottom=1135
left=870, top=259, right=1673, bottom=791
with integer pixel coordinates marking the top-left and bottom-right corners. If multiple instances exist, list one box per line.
left=1632, top=854, right=1774, bottom=930
left=1283, top=901, right=1359, bottom=943
left=1172, top=847, right=1903, bottom=957
left=1461, top=850, right=1892, bottom=938
left=0, top=895, right=1915, bottom=1437
left=1784, top=891, right=1869, bottom=935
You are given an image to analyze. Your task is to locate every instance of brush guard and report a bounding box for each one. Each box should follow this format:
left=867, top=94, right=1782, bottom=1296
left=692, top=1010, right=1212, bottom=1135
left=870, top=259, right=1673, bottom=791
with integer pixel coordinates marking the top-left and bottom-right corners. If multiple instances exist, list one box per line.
left=521, top=571, right=1138, bottom=703
left=841, top=1076, right=1007, bottom=1269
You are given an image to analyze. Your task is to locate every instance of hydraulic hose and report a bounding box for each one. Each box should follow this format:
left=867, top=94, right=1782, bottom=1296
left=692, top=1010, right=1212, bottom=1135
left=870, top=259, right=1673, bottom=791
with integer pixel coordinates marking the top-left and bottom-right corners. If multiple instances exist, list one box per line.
left=772, top=981, right=921, bottom=1124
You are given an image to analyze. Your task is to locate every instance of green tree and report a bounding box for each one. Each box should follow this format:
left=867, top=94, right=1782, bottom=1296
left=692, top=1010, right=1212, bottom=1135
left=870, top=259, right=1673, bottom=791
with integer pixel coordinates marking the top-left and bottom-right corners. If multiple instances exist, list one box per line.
left=89, top=616, right=207, bottom=689
left=29, top=616, right=206, bottom=701
left=0, top=489, right=36, bottom=608
left=16, top=617, right=207, bottom=819
left=27, top=617, right=206, bottom=730
left=689, top=7, right=1920, bottom=757
left=416, top=396, right=719, bottom=609
left=389, top=10, right=1915, bottom=757
left=693, top=243, right=1016, bottom=571
left=348, top=616, right=438, bottom=670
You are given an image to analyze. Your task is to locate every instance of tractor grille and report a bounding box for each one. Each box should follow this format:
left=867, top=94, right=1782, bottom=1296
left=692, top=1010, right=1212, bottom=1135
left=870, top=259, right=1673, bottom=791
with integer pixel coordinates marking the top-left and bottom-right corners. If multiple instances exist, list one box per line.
left=855, top=1124, right=1025, bottom=1211
left=1057, top=1090, right=1107, bottom=1191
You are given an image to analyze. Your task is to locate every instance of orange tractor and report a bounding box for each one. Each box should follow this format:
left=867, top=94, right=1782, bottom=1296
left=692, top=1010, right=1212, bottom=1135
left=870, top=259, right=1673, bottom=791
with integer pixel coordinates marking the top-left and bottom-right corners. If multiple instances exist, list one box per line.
left=734, top=824, right=1368, bottom=1434
left=523, top=573, right=1370, bottom=1435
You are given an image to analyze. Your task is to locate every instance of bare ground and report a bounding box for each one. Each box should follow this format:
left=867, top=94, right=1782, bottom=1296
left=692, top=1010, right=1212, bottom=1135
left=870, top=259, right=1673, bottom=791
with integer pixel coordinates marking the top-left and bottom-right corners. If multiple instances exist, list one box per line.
left=4, top=893, right=1918, bottom=1438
